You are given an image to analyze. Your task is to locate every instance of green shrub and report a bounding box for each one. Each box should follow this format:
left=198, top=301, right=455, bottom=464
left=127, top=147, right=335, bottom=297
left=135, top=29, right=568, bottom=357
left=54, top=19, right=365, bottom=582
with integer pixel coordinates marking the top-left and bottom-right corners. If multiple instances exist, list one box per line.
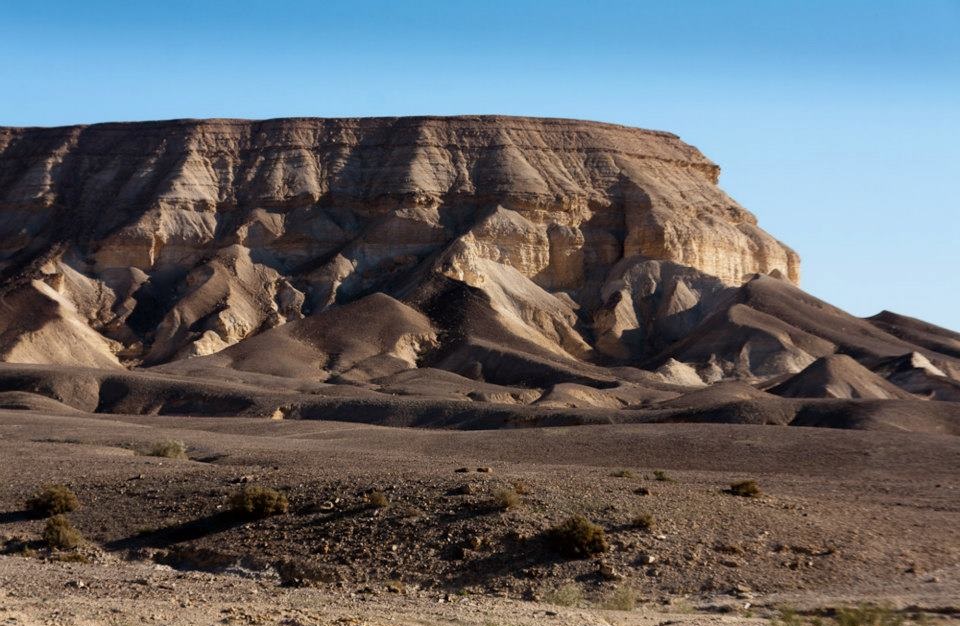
left=27, top=484, right=79, bottom=517
left=543, top=583, right=583, bottom=607
left=729, top=480, right=761, bottom=498
left=144, top=439, right=187, bottom=459
left=229, top=486, right=289, bottom=519
left=632, top=513, right=654, bottom=532
left=546, top=515, right=608, bottom=558
left=43, top=515, right=83, bottom=550
left=492, top=487, right=520, bottom=510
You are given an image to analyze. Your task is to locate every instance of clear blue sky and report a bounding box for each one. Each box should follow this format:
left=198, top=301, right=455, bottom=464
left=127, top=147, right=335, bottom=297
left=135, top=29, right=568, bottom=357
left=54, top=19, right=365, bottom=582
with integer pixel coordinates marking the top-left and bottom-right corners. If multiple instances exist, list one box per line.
left=2, top=0, right=958, bottom=330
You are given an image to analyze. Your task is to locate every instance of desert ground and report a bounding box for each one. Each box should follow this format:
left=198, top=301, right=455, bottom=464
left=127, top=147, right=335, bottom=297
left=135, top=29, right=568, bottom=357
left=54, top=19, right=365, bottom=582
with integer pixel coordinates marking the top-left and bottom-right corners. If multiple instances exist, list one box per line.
left=1, top=116, right=959, bottom=623
left=2, top=408, right=958, bottom=624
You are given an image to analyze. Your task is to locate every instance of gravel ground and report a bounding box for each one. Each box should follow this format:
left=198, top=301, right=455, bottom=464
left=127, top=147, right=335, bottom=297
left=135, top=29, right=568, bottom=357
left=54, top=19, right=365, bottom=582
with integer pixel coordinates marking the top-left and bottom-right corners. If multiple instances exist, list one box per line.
left=1, top=409, right=958, bottom=624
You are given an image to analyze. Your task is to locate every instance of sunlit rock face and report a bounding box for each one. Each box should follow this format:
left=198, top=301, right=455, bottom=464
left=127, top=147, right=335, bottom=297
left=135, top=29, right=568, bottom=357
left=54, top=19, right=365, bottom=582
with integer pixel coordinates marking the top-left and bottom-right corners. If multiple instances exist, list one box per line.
left=0, top=116, right=798, bottom=368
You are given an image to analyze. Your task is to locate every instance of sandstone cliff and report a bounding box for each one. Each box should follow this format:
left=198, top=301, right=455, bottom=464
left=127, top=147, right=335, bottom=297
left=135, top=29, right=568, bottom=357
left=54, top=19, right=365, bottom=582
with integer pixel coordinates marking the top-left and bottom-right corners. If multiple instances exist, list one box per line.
left=0, top=116, right=799, bottom=370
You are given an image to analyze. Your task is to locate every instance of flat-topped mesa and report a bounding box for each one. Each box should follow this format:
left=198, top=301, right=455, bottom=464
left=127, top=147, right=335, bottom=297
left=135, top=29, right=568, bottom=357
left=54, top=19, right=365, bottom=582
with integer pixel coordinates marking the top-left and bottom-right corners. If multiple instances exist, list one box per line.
left=0, top=116, right=798, bottom=286
left=0, top=116, right=799, bottom=367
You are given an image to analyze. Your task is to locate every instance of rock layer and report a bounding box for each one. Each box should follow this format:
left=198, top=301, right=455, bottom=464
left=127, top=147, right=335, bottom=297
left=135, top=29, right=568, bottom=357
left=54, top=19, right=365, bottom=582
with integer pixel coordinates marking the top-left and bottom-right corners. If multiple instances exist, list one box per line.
left=0, top=116, right=958, bottom=429
left=0, top=116, right=798, bottom=368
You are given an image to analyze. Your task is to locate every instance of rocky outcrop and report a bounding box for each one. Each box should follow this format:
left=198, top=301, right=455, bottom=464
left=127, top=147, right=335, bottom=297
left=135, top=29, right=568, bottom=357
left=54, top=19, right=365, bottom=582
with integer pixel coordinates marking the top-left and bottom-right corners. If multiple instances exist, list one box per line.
left=0, top=116, right=799, bottom=370
left=2, top=114, right=957, bottom=418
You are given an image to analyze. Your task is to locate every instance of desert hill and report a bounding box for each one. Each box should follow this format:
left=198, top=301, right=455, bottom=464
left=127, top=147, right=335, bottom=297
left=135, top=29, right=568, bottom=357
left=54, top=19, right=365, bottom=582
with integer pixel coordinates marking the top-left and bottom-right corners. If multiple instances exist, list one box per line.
left=0, top=116, right=957, bottom=432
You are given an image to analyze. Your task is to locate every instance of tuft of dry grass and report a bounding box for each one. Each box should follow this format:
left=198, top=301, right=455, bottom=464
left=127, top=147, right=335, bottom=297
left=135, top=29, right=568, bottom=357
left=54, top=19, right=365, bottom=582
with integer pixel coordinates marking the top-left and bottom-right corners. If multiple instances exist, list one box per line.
left=492, top=487, right=521, bottom=510
left=55, top=552, right=89, bottom=563
left=27, top=484, right=79, bottom=517
left=543, top=582, right=583, bottom=607
left=600, top=586, right=639, bottom=611
left=143, top=439, right=187, bottom=459
left=229, top=486, right=289, bottom=519
left=610, top=469, right=636, bottom=478
left=366, top=490, right=389, bottom=509
left=729, top=480, right=761, bottom=498
left=546, top=515, right=608, bottom=558
left=276, top=558, right=337, bottom=587
left=653, top=470, right=673, bottom=482
left=510, top=479, right=532, bottom=495
left=632, top=513, right=655, bottom=532
left=43, top=515, right=83, bottom=550
left=385, top=579, right=406, bottom=594
left=836, top=605, right=904, bottom=626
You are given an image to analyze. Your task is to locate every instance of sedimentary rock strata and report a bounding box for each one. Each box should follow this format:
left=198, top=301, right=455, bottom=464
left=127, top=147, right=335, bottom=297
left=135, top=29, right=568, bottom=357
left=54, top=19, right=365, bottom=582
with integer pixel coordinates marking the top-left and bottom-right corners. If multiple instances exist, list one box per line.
left=0, top=116, right=956, bottom=429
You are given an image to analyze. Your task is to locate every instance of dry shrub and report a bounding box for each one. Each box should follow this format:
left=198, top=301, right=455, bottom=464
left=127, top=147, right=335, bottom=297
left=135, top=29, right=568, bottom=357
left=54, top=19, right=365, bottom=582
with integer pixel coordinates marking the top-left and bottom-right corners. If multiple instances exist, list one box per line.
left=543, top=582, right=583, bottom=607
left=144, top=439, right=187, bottom=459
left=276, top=557, right=338, bottom=587
left=492, top=487, right=520, bottom=510
left=610, top=469, right=636, bottom=478
left=385, top=579, right=406, bottom=593
left=27, top=484, right=79, bottom=517
left=366, top=490, right=389, bottom=509
left=729, top=480, right=761, bottom=498
left=600, top=586, right=639, bottom=611
left=546, top=515, right=608, bottom=558
left=43, top=515, right=83, bottom=550
left=836, top=605, right=904, bottom=626
left=510, top=479, right=532, bottom=495
left=229, top=486, right=289, bottom=519
left=653, top=470, right=673, bottom=482
left=632, top=513, right=654, bottom=532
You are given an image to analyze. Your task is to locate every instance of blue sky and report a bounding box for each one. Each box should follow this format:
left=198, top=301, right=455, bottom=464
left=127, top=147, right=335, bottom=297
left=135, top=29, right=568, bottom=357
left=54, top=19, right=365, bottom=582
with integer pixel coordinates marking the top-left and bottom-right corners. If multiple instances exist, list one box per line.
left=2, top=0, right=958, bottom=329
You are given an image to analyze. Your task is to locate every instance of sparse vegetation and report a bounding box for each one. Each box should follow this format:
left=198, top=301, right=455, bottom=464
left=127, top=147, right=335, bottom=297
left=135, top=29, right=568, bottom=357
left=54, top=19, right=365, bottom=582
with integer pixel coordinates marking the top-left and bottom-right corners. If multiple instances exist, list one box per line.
left=366, top=490, right=389, bottom=509
left=27, top=484, right=79, bottom=517
left=451, top=483, right=475, bottom=495
left=276, top=557, right=337, bottom=587
left=610, top=469, right=636, bottom=478
left=771, top=605, right=906, bottom=626
left=542, top=582, right=583, bottom=607
left=836, top=605, right=904, bottom=626
left=546, top=515, right=608, bottom=558
left=729, top=480, right=761, bottom=498
left=385, top=579, right=406, bottom=594
left=55, top=551, right=89, bottom=563
left=772, top=608, right=813, bottom=626
left=229, top=486, right=289, bottom=519
left=510, top=479, right=531, bottom=495
left=492, top=487, right=520, bottom=510
left=143, top=439, right=187, bottom=459
left=653, top=470, right=673, bottom=482
left=600, top=586, right=639, bottom=611
left=42, top=515, right=83, bottom=550
left=632, top=513, right=655, bottom=532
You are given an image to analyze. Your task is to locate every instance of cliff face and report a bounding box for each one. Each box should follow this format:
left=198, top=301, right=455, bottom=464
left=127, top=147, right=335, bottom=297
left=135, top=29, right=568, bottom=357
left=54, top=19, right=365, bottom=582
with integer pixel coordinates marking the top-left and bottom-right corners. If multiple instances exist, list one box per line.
left=0, top=116, right=799, bottom=368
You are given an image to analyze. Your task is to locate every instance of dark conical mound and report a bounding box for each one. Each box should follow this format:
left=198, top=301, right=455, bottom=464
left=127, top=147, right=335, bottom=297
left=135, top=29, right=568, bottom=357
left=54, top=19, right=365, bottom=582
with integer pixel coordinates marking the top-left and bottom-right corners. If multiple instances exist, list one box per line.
left=769, top=354, right=916, bottom=400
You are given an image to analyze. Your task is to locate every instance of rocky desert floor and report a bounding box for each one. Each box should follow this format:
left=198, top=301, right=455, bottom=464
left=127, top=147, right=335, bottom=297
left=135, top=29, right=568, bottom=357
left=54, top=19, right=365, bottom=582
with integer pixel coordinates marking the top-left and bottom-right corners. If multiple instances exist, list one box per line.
left=1, top=410, right=959, bottom=624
